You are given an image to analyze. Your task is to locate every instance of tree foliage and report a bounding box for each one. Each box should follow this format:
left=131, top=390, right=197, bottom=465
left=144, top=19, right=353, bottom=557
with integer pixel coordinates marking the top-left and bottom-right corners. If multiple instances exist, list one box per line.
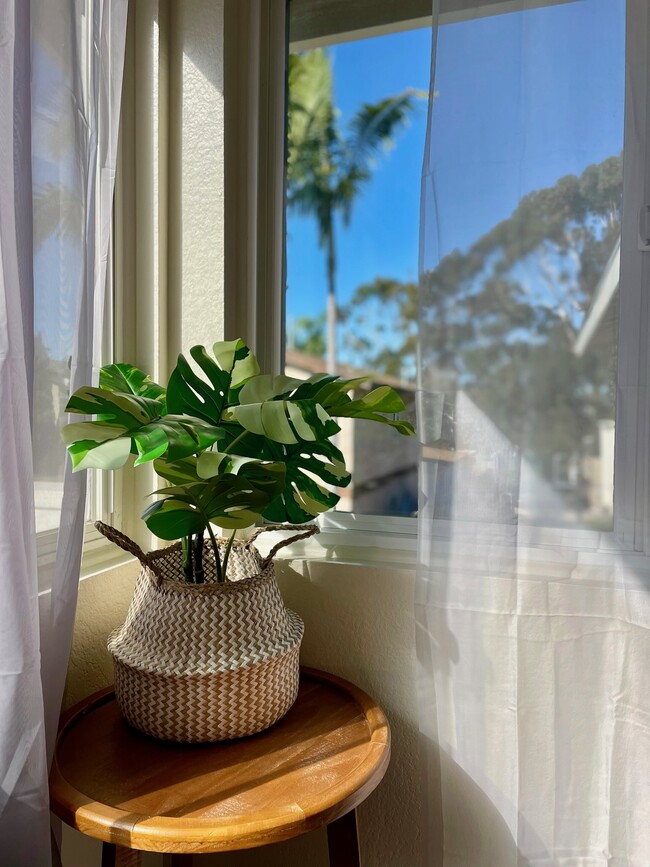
left=297, top=154, right=622, bottom=488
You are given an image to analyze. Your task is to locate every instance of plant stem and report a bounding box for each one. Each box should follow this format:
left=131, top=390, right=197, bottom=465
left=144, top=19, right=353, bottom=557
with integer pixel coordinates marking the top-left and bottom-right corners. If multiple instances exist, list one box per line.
left=204, top=520, right=223, bottom=583
left=224, top=430, right=249, bottom=454
left=181, top=535, right=194, bottom=583
left=193, top=532, right=204, bottom=584
left=221, top=530, right=237, bottom=581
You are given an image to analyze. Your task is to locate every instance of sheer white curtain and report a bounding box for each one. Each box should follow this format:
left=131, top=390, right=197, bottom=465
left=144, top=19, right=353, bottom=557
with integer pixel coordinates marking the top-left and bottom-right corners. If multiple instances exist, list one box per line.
left=417, top=0, right=649, bottom=864
left=0, top=2, right=127, bottom=863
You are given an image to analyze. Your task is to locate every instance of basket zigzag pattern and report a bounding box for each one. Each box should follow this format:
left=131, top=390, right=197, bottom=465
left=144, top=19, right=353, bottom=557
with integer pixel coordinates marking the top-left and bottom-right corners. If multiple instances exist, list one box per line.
left=104, top=530, right=310, bottom=743
left=111, top=565, right=301, bottom=675
left=113, top=644, right=301, bottom=742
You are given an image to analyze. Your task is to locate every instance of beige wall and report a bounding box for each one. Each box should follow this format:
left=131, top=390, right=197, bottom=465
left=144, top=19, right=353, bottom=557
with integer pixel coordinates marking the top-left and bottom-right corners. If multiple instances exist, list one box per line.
left=168, top=0, right=226, bottom=359
left=60, top=557, right=422, bottom=867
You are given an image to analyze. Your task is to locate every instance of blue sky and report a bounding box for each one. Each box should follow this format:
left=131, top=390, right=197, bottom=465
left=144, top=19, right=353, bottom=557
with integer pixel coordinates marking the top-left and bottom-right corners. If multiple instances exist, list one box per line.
left=286, top=26, right=432, bottom=325
left=286, top=0, right=625, bottom=324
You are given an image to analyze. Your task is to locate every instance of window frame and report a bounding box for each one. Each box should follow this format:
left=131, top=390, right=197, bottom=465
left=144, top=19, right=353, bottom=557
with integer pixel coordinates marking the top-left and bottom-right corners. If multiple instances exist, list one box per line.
left=612, top=0, right=650, bottom=555
left=282, top=0, right=650, bottom=565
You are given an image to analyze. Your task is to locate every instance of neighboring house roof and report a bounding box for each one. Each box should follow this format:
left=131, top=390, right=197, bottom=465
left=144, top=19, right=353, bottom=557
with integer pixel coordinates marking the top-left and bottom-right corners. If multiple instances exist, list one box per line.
left=285, top=349, right=416, bottom=393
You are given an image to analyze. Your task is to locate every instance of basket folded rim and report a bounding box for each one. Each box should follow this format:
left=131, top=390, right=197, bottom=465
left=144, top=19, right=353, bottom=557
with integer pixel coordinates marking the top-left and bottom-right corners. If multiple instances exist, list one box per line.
left=110, top=616, right=303, bottom=679
left=137, top=560, right=276, bottom=596
left=108, top=608, right=304, bottom=676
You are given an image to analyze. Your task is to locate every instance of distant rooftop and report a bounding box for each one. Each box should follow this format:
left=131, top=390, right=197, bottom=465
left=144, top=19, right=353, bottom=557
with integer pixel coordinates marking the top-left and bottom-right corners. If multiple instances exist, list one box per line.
left=285, top=349, right=416, bottom=392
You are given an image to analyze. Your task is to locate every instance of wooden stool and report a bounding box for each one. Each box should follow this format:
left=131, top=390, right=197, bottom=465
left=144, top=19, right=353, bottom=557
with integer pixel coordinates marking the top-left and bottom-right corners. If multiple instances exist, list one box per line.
left=50, top=668, right=390, bottom=866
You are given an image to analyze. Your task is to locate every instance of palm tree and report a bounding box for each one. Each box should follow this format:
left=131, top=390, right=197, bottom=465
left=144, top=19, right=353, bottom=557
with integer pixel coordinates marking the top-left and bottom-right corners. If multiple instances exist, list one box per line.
left=286, top=49, right=422, bottom=373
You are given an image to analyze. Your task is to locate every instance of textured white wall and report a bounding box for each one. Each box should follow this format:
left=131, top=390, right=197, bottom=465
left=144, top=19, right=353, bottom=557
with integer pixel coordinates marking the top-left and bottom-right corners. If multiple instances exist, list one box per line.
left=61, top=558, right=422, bottom=867
left=62, top=561, right=139, bottom=710
left=167, top=0, right=226, bottom=357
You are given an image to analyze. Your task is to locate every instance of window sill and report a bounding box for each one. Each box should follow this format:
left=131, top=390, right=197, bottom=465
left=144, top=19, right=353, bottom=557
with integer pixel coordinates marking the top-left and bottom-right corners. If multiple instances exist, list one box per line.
left=37, top=523, right=134, bottom=593
left=256, top=513, right=650, bottom=584
left=253, top=513, right=418, bottom=571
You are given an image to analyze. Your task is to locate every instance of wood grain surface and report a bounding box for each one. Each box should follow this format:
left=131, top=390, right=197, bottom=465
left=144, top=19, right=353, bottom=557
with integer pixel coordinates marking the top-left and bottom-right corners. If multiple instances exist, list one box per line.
left=50, top=668, right=390, bottom=855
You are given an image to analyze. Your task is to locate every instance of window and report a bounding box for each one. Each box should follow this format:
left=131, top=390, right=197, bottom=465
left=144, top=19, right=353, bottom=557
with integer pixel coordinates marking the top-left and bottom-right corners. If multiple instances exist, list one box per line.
left=48, top=0, right=650, bottom=569
left=32, top=0, right=117, bottom=587
left=421, top=0, right=623, bottom=536
left=285, top=0, right=650, bottom=559
left=285, top=8, right=428, bottom=520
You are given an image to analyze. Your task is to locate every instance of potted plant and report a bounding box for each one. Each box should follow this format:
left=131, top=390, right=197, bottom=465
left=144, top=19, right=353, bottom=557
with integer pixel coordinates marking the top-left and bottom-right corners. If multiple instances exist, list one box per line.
left=62, top=339, right=415, bottom=741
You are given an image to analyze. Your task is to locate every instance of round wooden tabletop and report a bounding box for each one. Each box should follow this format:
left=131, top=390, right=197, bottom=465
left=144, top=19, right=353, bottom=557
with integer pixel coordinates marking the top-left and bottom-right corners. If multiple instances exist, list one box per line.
left=49, top=668, right=391, bottom=854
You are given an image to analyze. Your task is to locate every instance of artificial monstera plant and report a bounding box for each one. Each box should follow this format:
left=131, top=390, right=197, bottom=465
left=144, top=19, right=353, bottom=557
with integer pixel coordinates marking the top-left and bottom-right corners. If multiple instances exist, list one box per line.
left=62, top=339, right=415, bottom=582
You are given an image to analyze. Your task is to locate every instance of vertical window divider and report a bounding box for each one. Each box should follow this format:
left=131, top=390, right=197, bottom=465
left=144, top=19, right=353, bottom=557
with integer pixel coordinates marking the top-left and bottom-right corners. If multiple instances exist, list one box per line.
left=615, top=0, right=650, bottom=553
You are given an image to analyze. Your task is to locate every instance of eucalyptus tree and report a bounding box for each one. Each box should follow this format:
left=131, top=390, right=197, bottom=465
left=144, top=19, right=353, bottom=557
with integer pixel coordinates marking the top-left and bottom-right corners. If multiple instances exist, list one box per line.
left=286, top=49, right=421, bottom=373
left=320, top=154, right=622, bottom=487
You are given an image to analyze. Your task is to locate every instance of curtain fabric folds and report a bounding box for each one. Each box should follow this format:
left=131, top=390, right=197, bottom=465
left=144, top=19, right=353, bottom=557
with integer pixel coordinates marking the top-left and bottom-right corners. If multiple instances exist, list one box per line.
left=0, top=2, right=127, bottom=863
left=417, top=0, right=649, bottom=864
left=0, top=3, right=49, bottom=861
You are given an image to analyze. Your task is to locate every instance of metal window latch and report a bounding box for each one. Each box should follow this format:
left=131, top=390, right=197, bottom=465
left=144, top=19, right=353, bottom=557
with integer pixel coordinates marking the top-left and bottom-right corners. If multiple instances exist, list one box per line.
left=639, top=205, right=650, bottom=250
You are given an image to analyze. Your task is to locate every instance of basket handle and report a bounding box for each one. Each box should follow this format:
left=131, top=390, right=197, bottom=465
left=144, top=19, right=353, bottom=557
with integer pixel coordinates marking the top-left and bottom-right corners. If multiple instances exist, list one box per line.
left=249, top=523, right=320, bottom=567
left=94, top=521, right=164, bottom=581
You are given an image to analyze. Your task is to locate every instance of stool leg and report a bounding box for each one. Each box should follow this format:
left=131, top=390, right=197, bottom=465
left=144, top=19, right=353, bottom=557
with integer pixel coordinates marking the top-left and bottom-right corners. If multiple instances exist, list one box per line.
left=327, top=809, right=360, bottom=867
left=101, top=843, right=142, bottom=867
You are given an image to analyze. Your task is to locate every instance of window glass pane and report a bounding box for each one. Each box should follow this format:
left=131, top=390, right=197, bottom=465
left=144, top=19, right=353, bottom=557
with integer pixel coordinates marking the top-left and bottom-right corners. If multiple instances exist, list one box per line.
left=32, top=21, right=79, bottom=533
left=32, top=0, right=102, bottom=534
left=420, top=0, right=624, bottom=531
left=285, top=27, right=429, bottom=517
left=286, top=0, right=624, bottom=528
left=33, top=340, right=69, bottom=533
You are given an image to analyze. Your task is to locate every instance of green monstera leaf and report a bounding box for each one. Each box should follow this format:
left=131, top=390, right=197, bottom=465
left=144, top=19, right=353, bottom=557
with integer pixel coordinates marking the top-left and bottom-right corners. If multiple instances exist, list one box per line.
left=233, top=434, right=351, bottom=524
left=141, top=499, right=207, bottom=540
left=64, top=436, right=133, bottom=472
left=264, top=440, right=351, bottom=523
left=328, top=385, right=415, bottom=436
left=62, top=377, right=223, bottom=470
left=143, top=461, right=285, bottom=539
left=63, top=385, right=166, bottom=469
left=149, top=453, right=286, bottom=536
left=196, top=451, right=271, bottom=478
left=153, top=455, right=204, bottom=486
left=166, top=340, right=260, bottom=424
left=229, top=374, right=340, bottom=444
left=287, top=374, right=416, bottom=436
left=157, top=453, right=286, bottom=493
left=61, top=338, right=417, bottom=584
left=99, top=363, right=167, bottom=406
left=65, top=385, right=164, bottom=428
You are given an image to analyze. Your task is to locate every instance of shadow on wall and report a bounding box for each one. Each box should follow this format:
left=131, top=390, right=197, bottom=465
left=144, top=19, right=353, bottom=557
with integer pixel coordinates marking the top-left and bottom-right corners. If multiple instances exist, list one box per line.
left=275, top=558, right=424, bottom=867
left=421, top=736, right=542, bottom=867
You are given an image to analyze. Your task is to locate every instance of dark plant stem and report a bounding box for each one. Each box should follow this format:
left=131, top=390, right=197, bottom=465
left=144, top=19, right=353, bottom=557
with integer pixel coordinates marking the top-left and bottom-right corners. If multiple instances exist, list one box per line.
left=193, top=532, right=204, bottom=584
left=204, top=520, right=223, bottom=583
left=181, top=535, right=194, bottom=583
left=224, top=430, right=249, bottom=454
left=221, top=530, right=237, bottom=581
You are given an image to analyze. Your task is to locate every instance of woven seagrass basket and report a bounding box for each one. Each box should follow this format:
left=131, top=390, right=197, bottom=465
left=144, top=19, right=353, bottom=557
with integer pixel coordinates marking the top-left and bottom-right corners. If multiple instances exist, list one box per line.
left=96, top=522, right=317, bottom=743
